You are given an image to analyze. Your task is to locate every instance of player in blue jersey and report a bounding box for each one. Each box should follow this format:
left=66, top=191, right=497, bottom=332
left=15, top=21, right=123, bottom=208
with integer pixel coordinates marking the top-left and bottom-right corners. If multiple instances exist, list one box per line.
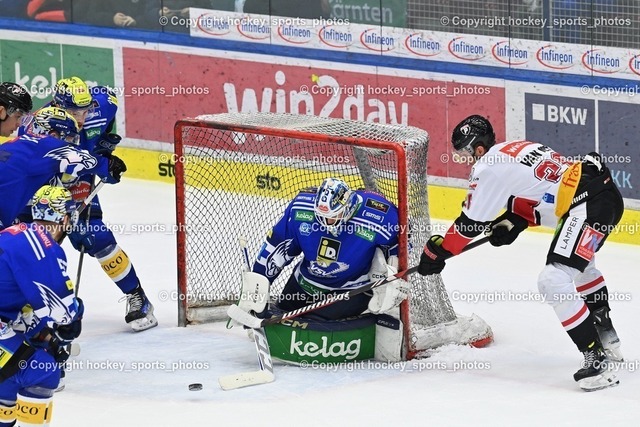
left=49, top=77, right=157, bottom=332
left=0, top=106, right=125, bottom=230
left=0, top=185, right=83, bottom=427
left=0, top=82, right=32, bottom=138
left=251, top=177, right=408, bottom=320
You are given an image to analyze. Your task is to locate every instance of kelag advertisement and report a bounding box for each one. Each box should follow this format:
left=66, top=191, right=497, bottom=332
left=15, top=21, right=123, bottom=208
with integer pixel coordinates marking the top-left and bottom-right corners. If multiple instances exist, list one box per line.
left=0, top=39, right=114, bottom=109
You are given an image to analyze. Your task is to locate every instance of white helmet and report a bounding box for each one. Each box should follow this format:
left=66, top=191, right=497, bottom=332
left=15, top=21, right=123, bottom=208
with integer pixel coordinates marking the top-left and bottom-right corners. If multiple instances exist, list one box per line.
left=314, top=178, right=360, bottom=235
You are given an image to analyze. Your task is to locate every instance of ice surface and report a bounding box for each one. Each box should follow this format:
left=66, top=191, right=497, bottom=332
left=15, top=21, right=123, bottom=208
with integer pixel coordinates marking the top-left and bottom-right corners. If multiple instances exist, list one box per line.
left=55, top=178, right=640, bottom=426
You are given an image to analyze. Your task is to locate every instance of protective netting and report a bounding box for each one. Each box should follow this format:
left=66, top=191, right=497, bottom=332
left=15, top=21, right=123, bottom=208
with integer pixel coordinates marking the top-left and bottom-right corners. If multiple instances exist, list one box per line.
left=175, top=112, right=460, bottom=353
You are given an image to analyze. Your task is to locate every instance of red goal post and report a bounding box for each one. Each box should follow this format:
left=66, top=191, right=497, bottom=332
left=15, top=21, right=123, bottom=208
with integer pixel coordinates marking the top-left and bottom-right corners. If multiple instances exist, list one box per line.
left=174, top=112, right=492, bottom=359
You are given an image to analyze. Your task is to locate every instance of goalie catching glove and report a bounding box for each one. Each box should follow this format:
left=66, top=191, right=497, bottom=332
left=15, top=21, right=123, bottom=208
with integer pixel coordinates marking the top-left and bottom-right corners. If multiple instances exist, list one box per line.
left=486, top=210, right=528, bottom=247
left=367, top=249, right=409, bottom=314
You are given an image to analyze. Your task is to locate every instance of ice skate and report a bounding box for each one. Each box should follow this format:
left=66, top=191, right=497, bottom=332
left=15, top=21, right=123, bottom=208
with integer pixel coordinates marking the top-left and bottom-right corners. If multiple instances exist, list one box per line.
left=574, top=344, right=619, bottom=392
left=123, top=285, right=158, bottom=332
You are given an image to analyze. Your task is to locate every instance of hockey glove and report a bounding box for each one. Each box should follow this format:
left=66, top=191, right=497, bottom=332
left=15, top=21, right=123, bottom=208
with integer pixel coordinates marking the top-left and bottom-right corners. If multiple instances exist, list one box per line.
left=486, top=211, right=528, bottom=247
left=94, top=133, right=122, bottom=156
left=53, top=298, right=84, bottom=342
left=30, top=328, right=73, bottom=364
left=418, top=235, right=452, bottom=276
left=68, top=221, right=95, bottom=251
left=367, top=248, right=409, bottom=314
left=105, top=154, right=127, bottom=184
left=368, top=280, right=410, bottom=314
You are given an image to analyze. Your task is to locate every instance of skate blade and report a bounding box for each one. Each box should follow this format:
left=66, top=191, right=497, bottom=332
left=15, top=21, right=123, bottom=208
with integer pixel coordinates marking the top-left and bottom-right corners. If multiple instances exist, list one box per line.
left=577, top=371, right=619, bottom=392
left=130, top=314, right=159, bottom=332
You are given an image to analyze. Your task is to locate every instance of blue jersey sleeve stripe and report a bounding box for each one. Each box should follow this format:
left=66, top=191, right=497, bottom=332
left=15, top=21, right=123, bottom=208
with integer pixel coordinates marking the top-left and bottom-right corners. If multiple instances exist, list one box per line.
left=24, top=229, right=45, bottom=261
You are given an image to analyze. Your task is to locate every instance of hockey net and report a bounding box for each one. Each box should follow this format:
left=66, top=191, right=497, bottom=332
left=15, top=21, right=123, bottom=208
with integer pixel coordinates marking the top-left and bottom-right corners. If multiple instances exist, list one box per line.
left=174, top=112, right=492, bottom=359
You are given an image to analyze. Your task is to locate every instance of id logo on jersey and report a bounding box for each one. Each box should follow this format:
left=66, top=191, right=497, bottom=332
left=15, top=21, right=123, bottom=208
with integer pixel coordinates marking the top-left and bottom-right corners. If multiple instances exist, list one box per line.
left=317, top=237, right=341, bottom=264
left=575, top=226, right=605, bottom=261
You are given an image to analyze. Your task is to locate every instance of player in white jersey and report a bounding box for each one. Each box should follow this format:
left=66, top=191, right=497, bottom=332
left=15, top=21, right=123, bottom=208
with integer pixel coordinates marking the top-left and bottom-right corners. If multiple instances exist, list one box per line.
left=418, top=115, right=624, bottom=391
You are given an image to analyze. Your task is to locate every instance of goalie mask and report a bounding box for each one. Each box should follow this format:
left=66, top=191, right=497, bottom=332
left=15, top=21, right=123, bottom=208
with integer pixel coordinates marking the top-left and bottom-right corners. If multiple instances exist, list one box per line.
left=451, top=115, right=496, bottom=155
left=314, top=178, right=360, bottom=235
left=31, top=185, right=75, bottom=224
left=26, top=106, right=81, bottom=145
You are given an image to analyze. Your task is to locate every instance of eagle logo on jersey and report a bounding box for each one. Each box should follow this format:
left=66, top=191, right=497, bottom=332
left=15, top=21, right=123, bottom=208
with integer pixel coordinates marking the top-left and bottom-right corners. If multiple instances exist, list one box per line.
left=32, top=281, right=76, bottom=325
left=265, top=239, right=293, bottom=278
left=307, top=260, right=350, bottom=278
left=45, top=146, right=98, bottom=175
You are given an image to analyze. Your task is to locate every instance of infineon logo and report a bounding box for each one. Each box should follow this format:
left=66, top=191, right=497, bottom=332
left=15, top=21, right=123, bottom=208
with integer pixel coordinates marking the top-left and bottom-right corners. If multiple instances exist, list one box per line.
left=319, top=25, right=353, bottom=48
left=359, top=28, right=396, bottom=51
left=582, top=49, right=621, bottom=74
left=277, top=24, right=313, bottom=44
left=491, top=41, right=528, bottom=65
left=196, top=13, right=231, bottom=36
left=447, top=37, right=485, bottom=61
left=404, top=33, right=441, bottom=57
left=237, top=18, right=270, bottom=40
left=536, top=44, right=575, bottom=69
left=629, top=54, right=640, bottom=76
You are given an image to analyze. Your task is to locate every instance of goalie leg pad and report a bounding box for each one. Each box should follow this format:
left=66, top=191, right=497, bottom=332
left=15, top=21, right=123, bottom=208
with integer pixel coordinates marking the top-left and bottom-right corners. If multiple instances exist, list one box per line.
left=264, top=313, right=376, bottom=364
left=375, top=307, right=403, bottom=362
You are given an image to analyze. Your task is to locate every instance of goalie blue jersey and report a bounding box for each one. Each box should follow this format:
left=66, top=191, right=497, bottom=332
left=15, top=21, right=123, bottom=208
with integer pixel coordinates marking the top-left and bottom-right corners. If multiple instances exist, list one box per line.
left=0, top=223, right=79, bottom=331
left=0, top=134, right=109, bottom=228
left=253, top=189, right=399, bottom=291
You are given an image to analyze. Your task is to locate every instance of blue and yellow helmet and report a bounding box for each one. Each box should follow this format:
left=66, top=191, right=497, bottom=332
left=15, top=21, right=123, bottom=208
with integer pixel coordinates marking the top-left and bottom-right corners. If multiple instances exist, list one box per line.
left=52, top=76, right=93, bottom=110
left=31, top=185, right=75, bottom=223
left=26, top=106, right=81, bottom=145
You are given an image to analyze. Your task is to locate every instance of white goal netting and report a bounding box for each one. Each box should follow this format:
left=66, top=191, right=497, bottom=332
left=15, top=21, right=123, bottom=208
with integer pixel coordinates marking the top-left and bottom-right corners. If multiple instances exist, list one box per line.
left=175, top=112, right=492, bottom=357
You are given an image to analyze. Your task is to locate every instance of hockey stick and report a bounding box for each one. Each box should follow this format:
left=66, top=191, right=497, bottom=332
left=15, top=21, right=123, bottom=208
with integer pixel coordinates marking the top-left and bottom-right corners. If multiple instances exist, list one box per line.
left=74, top=177, right=97, bottom=297
left=76, top=179, right=105, bottom=216
left=228, top=236, right=491, bottom=329
left=218, top=238, right=275, bottom=390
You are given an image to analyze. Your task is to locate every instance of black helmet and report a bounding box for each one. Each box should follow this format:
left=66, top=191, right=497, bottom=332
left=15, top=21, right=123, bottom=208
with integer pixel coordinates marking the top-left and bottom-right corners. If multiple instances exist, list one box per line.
left=0, top=82, right=33, bottom=115
left=452, top=115, right=495, bottom=154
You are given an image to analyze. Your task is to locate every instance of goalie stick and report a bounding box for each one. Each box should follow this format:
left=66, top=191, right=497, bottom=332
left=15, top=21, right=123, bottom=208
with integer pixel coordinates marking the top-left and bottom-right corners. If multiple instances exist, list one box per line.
left=218, top=238, right=275, bottom=391
left=228, top=236, right=491, bottom=329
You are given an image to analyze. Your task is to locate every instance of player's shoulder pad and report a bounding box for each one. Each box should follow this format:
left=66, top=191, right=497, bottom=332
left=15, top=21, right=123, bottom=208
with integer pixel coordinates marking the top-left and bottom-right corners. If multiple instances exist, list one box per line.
left=90, top=85, right=118, bottom=107
left=4, top=223, right=62, bottom=262
left=349, top=192, right=398, bottom=243
left=356, top=190, right=397, bottom=219
left=84, top=86, right=118, bottom=133
left=288, top=188, right=317, bottom=222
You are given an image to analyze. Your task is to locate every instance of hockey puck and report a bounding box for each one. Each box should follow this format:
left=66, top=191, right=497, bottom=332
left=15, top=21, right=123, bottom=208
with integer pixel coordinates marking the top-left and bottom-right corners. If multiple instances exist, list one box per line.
left=188, top=383, right=203, bottom=391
